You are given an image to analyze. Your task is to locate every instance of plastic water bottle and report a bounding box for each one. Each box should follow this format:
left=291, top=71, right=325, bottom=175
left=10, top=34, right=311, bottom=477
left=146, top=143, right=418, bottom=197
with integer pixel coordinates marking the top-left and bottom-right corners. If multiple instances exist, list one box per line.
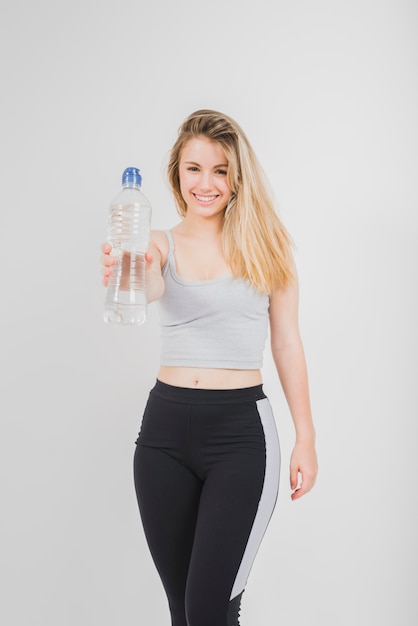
left=104, top=167, right=152, bottom=325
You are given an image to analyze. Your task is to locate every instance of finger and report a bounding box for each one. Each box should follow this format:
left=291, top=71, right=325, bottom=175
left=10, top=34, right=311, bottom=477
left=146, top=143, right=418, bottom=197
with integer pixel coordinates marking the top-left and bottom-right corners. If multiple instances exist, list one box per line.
left=291, top=483, right=311, bottom=500
left=291, top=474, right=316, bottom=501
left=101, top=254, right=116, bottom=267
left=101, top=242, right=112, bottom=254
left=145, top=251, right=154, bottom=264
left=291, top=478, right=307, bottom=501
left=291, top=487, right=303, bottom=501
left=290, top=466, right=299, bottom=491
left=101, top=266, right=113, bottom=289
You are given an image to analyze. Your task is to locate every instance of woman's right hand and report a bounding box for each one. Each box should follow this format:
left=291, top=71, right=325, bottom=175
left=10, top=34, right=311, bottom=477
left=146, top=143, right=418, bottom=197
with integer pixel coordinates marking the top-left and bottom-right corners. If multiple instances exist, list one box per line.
left=100, top=240, right=165, bottom=302
left=100, top=242, right=117, bottom=287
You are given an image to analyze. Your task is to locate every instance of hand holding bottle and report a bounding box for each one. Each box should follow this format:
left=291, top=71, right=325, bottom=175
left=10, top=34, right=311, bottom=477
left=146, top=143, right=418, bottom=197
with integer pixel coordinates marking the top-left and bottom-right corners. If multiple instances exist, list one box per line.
left=100, top=241, right=164, bottom=301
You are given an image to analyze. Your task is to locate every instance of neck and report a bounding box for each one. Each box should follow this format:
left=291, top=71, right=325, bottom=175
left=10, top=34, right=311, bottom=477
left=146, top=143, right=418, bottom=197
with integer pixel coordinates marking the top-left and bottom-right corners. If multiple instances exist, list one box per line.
left=178, top=213, right=225, bottom=238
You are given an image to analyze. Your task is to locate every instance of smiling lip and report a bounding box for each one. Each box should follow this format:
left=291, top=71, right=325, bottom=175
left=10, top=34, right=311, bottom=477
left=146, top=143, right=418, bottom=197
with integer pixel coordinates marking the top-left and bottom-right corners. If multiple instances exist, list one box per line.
left=193, top=193, right=219, bottom=203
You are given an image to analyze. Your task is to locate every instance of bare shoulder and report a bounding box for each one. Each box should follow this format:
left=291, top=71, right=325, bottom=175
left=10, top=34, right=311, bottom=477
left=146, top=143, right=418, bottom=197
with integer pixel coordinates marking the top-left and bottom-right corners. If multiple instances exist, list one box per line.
left=150, top=229, right=170, bottom=266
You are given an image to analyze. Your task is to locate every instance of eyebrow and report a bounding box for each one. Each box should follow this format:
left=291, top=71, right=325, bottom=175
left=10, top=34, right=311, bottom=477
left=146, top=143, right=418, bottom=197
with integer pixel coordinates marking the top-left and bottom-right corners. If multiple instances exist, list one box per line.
left=183, top=161, right=228, bottom=168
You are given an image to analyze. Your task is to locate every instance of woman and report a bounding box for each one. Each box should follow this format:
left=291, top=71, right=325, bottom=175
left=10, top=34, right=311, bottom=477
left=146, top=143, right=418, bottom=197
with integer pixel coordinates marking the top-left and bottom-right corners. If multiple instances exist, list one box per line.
left=100, top=109, right=318, bottom=626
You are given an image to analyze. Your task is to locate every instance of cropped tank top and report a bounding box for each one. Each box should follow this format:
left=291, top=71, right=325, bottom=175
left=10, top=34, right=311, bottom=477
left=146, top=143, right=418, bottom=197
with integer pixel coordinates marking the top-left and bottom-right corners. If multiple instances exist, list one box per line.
left=158, top=231, right=270, bottom=369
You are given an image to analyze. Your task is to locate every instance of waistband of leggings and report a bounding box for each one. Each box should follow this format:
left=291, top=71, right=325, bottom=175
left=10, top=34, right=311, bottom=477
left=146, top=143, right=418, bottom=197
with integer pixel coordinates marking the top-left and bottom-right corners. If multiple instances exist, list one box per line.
left=151, top=379, right=267, bottom=405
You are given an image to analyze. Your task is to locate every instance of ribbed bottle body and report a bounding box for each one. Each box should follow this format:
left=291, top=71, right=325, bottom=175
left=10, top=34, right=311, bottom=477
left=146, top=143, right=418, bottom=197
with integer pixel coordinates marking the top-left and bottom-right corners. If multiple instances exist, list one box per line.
left=104, top=172, right=151, bottom=325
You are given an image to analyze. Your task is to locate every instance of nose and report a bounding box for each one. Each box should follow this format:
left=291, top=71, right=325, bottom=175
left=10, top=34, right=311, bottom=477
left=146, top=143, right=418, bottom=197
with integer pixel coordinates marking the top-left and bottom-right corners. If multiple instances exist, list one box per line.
left=197, top=169, right=213, bottom=191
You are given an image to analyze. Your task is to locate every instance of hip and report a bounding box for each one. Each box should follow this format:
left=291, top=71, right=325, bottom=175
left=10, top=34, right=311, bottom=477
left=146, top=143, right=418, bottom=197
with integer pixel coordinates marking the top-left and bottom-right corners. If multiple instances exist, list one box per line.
left=136, top=380, right=277, bottom=462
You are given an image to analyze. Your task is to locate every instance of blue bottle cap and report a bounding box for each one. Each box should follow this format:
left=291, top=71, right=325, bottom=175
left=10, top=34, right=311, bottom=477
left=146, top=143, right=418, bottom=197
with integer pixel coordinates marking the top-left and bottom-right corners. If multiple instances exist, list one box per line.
left=122, top=167, right=142, bottom=186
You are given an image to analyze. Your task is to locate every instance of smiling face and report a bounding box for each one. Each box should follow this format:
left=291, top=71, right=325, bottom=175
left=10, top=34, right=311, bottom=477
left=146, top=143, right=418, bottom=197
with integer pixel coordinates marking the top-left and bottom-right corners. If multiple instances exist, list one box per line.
left=178, top=137, right=233, bottom=219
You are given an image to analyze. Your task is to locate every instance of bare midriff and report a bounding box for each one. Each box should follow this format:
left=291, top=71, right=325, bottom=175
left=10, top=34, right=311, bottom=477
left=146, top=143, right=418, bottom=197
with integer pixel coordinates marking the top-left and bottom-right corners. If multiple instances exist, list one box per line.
left=157, top=366, right=263, bottom=390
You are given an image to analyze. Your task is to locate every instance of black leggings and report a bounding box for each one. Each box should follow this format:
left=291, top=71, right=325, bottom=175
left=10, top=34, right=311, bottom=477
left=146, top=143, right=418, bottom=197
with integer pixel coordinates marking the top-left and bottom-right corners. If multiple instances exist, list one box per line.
left=133, top=380, right=280, bottom=626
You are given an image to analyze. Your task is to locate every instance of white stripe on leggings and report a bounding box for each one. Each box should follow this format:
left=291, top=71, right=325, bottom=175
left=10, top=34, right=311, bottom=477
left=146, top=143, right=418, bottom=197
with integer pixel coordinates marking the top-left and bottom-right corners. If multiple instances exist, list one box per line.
left=230, top=398, right=281, bottom=600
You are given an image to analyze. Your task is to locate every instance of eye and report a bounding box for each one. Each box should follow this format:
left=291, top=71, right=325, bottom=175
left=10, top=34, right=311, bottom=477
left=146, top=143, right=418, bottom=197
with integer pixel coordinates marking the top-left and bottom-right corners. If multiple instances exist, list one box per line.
left=215, top=169, right=228, bottom=176
left=187, top=166, right=199, bottom=172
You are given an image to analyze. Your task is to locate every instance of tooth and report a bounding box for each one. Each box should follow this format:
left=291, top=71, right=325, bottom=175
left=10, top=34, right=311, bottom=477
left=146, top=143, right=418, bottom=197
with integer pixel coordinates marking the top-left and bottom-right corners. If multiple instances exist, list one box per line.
left=197, top=195, right=215, bottom=202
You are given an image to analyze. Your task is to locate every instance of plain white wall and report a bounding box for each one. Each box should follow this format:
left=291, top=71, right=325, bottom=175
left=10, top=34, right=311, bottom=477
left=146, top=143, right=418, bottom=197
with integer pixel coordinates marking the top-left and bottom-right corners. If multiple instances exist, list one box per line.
left=1, top=1, right=416, bottom=625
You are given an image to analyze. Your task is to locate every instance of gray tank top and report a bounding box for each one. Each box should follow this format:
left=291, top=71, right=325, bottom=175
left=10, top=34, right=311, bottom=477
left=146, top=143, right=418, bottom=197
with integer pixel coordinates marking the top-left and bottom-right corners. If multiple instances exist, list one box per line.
left=158, top=231, right=270, bottom=369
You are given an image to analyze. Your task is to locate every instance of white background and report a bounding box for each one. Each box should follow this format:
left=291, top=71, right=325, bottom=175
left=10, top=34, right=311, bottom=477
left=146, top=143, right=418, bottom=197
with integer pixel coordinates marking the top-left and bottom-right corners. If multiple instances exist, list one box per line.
left=1, top=1, right=417, bottom=625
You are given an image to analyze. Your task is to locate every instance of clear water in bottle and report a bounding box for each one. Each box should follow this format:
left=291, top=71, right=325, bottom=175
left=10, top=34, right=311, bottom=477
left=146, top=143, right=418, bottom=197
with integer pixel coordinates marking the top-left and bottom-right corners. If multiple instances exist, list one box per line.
left=104, top=167, right=152, bottom=325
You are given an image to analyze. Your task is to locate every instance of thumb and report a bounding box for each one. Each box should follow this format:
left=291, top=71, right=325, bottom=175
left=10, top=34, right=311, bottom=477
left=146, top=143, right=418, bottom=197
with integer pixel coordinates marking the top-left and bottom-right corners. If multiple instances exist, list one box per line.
left=145, top=251, right=154, bottom=265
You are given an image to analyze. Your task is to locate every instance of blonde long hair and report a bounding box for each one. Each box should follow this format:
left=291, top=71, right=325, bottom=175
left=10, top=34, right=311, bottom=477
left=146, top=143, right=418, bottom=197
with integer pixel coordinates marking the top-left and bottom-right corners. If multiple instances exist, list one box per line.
left=167, top=109, right=294, bottom=294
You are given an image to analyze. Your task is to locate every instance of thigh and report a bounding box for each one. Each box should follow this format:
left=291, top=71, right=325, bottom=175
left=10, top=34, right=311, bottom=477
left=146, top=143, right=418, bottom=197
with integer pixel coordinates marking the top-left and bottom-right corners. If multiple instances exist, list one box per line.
left=134, top=444, right=202, bottom=626
left=186, top=397, right=280, bottom=626
left=185, top=459, right=264, bottom=626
